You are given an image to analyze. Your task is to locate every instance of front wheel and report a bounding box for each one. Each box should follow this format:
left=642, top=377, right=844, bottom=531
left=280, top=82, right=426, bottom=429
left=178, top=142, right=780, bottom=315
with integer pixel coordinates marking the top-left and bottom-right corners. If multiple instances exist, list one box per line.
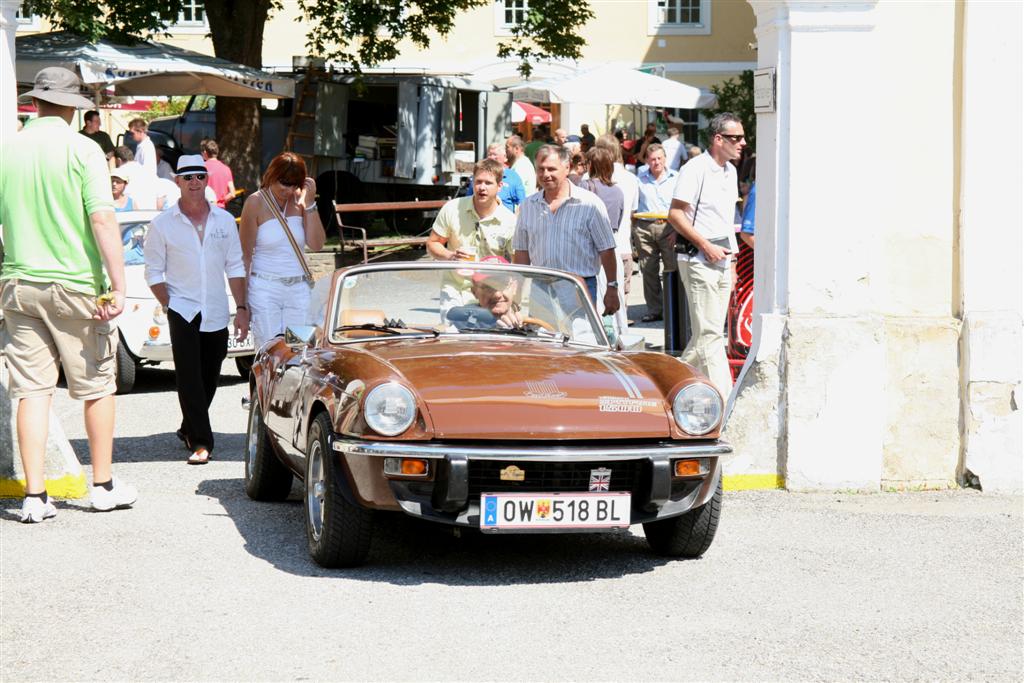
left=114, top=336, right=137, bottom=394
left=305, top=412, right=373, bottom=568
left=244, top=388, right=293, bottom=501
left=643, top=477, right=722, bottom=558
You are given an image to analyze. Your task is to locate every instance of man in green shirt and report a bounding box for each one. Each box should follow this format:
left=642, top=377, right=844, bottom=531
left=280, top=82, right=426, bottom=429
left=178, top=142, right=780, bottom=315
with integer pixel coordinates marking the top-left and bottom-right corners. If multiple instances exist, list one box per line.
left=0, top=67, right=137, bottom=522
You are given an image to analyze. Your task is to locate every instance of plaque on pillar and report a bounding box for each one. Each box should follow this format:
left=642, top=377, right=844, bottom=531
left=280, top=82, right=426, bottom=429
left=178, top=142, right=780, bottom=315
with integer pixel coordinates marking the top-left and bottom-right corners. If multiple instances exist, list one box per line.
left=753, top=68, right=776, bottom=113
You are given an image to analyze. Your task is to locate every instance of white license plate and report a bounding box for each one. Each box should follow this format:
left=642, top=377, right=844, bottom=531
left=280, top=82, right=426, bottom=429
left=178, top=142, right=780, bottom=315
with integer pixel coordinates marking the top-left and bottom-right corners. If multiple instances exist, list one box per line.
left=480, top=492, right=631, bottom=531
left=228, top=334, right=253, bottom=352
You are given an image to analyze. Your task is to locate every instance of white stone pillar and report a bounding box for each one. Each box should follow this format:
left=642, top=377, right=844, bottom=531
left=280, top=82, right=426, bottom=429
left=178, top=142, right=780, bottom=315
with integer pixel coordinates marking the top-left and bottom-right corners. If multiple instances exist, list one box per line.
left=0, top=0, right=19, bottom=139
left=725, top=1, right=963, bottom=491
left=958, top=0, right=1023, bottom=492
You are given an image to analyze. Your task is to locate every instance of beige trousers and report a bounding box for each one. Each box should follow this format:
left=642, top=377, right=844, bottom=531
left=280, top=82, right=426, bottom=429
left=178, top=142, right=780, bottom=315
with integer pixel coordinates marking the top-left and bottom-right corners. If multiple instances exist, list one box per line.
left=677, top=257, right=734, bottom=395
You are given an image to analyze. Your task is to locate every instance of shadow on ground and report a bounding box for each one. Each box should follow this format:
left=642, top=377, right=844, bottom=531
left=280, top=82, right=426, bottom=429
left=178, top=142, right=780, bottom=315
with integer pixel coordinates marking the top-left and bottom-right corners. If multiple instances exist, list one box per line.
left=197, top=477, right=678, bottom=586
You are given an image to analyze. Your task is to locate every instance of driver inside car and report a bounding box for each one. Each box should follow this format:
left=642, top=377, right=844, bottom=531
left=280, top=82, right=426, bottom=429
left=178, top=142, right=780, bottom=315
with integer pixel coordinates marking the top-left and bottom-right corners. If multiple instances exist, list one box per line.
left=444, top=257, right=527, bottom=331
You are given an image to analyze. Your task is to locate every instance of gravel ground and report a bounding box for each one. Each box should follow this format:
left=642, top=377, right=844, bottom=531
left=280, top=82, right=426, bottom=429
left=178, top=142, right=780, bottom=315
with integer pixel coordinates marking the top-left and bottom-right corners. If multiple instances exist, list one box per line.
left=1, top=360, right=1021, bottom=682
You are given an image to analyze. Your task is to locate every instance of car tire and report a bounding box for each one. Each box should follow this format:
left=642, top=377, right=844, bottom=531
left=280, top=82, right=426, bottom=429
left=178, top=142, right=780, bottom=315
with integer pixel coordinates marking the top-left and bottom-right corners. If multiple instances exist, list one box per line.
left=305, top=412, right=373, bottom=568
left=235, top=355, right=254, bottom=379
left=643, top=477, right=722, bottom=558
left=114, top=336, right=137, bottom=395
left=244, top=388, right=293, bottom=501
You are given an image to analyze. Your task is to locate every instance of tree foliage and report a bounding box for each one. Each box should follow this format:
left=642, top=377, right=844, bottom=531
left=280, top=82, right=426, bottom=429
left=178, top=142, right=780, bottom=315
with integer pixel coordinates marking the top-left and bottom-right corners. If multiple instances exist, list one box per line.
left=700, top=69, right=755, bottom=151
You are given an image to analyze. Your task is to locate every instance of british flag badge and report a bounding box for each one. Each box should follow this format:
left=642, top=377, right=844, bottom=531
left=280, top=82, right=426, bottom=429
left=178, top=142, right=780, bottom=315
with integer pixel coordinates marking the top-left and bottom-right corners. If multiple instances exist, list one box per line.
left=589, top=467, right=612, bottom=492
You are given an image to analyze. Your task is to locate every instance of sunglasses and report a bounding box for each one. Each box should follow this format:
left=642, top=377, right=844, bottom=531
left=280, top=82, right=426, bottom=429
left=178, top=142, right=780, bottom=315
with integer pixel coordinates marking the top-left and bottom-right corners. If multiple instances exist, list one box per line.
left=181, top=173, right=207, bottom=182
left=718, top=133, right=746, bottom=143
left=279, top=180, right=301, bottom=188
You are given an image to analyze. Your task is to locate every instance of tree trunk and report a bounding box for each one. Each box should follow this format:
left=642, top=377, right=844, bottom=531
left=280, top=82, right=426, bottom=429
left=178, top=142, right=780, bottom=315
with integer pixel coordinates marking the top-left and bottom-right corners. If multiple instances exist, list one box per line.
left=203, top=0, right=273, bottom=191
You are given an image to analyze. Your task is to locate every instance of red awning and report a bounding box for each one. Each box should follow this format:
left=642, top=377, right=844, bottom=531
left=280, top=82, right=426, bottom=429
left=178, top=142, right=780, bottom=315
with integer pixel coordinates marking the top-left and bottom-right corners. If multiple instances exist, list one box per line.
left=511, top=101, right=552, bottom=125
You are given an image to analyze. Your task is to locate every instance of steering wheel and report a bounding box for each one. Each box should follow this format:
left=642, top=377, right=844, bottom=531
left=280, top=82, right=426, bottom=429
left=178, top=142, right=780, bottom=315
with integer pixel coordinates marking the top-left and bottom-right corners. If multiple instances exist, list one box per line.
left=521, top=316, right=556, bottom=332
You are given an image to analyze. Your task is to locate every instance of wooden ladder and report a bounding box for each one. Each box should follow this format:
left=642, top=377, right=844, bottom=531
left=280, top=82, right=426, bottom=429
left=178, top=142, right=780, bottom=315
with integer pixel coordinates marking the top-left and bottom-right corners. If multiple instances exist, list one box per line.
left=284, top=67, right=324, bottom=175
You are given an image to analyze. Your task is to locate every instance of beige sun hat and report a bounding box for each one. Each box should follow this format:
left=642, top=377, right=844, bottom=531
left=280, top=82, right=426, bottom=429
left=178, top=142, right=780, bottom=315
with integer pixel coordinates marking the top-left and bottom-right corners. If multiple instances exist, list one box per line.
left=18, top=67, right=94, bottom=109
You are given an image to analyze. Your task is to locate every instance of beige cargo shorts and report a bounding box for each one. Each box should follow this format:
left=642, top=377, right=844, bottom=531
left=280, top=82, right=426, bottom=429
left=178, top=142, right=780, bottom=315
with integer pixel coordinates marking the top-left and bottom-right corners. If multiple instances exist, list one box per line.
left=1, top=279, right=117, bottom=400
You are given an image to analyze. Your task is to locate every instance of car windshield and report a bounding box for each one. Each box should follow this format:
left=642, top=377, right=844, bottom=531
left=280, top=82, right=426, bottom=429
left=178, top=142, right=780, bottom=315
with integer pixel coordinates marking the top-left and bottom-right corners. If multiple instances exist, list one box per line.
left=331, top=265, right=607, bottom=347
left=120, top=221, right=148, bottom=266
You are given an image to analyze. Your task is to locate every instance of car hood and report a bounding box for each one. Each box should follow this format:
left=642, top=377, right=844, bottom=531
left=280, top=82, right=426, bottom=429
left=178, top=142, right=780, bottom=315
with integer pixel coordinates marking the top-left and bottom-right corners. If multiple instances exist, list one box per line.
left=366, top=338, right=674, bottom=439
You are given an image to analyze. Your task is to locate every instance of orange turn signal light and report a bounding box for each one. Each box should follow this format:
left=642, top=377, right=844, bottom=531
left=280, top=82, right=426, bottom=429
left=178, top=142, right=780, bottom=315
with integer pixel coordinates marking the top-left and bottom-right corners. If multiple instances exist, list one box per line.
left=401, top=459, right=428, bottom=476
left=148, top=326, right=161, bottom=340
left=674, top=459, right=703, bottom=477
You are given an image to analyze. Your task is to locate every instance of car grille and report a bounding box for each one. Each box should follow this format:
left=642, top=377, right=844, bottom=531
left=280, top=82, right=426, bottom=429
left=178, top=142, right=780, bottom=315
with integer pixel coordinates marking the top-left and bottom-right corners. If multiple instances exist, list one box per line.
left=468, top=459, right=646, bottom=496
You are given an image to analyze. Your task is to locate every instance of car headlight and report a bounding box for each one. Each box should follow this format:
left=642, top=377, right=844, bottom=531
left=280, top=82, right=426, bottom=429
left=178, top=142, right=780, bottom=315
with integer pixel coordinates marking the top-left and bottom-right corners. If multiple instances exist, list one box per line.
left=672, top=383, right=723, bottom=436
left=363, top=383, right=417, bottom=436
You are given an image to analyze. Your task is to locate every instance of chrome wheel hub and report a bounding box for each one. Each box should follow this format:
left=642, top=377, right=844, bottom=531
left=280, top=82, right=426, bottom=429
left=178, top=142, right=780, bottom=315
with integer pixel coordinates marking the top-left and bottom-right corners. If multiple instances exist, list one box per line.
left=307, top=440, right=325, bottom=541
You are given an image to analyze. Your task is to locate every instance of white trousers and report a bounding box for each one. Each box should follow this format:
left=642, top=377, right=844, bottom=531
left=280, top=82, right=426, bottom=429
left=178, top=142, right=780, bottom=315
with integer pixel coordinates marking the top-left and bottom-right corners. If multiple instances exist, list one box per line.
left=677, top=257, right=734, bottom=395
left=248, top=276, right=312, bottom=348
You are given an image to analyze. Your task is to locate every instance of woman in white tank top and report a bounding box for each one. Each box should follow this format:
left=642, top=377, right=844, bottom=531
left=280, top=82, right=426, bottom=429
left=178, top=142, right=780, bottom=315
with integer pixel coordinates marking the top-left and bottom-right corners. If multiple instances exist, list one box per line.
left=239, top=152, right=326, bottom=347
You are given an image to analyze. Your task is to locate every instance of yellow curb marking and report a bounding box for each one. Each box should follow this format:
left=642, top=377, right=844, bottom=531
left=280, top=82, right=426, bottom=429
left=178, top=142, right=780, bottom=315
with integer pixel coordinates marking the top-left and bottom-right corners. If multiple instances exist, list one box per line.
left=0, top=473, right=89, bottom=499
left=724, top=473, right=785, bottom=491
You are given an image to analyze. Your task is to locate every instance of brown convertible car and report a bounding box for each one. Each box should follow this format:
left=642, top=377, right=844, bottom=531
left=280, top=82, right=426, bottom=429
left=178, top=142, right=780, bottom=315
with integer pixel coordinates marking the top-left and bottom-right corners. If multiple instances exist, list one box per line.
left=244, top=262, right=731, bottom=567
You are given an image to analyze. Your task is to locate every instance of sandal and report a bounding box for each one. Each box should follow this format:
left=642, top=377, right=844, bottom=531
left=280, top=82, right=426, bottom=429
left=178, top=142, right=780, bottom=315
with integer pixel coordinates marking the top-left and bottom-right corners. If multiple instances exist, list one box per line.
left=640, top=313, right=663, bottom=323
left=187, top=448, right=211, bottom=465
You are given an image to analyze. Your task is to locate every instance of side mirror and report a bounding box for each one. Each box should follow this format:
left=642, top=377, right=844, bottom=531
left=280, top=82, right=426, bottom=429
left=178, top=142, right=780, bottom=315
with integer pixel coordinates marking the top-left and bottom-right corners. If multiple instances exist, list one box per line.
left=284, top=325, right=319, bottom=348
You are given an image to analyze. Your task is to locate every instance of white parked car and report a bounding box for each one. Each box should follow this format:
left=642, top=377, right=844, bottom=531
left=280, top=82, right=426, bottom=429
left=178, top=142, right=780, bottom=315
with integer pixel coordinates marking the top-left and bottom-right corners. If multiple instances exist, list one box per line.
left=115, top=210, right=254, bottom=393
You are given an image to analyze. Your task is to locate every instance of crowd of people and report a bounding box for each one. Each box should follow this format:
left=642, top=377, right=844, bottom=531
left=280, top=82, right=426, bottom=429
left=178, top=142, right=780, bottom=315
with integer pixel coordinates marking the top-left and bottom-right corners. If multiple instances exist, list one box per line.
left=0, top=68, right=329, bottom=520
left=1, top=65, right=754, bottom=523
left=439, top=114, right=755, bottom=395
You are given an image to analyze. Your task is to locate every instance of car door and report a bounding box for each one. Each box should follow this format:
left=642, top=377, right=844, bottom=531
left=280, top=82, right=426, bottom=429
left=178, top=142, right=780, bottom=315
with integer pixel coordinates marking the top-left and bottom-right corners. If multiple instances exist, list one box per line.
left=265, top=345, right=310, bottom=453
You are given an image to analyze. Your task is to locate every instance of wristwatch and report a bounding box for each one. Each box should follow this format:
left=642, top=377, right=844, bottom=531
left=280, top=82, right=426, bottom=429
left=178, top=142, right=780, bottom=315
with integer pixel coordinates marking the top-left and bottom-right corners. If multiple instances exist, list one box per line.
left=607, top=281, right=619, bottom=288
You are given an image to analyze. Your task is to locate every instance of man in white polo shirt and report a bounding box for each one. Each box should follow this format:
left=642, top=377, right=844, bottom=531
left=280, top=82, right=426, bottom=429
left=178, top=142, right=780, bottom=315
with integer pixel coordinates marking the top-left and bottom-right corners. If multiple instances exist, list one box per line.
left=667, top=112, right=746, bottom=394
left=144, top=155, right=249, bottom=464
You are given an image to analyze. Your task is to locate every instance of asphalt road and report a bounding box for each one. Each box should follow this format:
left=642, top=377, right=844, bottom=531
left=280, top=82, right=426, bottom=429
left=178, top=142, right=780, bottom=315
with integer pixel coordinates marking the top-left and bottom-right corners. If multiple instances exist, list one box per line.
left=2, top=362, right=1022, bottom=682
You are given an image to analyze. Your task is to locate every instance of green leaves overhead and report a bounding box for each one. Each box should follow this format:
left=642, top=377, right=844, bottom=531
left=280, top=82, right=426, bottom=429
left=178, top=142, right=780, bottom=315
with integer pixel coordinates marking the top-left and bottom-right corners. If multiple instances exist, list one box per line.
left=298, top=0, right=593, bottom=78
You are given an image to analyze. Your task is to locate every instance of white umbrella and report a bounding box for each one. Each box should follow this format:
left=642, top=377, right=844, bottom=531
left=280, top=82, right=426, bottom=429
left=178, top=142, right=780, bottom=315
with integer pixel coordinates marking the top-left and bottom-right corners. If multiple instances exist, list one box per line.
left=15, top=31, right=294, bottom=99
left=508, top=65, right=716, bottom=109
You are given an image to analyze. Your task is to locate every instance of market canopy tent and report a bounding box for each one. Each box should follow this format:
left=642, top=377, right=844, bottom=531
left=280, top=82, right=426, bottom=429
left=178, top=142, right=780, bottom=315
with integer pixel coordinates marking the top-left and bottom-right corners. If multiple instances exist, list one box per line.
left=15, top=31, right=294, bottom=99
left=507, top=65, right=716, bottom=109
left=511, top=101, right=551, bottom=124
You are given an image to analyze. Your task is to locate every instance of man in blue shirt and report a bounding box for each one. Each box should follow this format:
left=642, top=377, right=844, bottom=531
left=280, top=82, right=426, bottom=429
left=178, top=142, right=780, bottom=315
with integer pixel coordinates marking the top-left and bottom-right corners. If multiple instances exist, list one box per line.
left=740, top=181, right=756, bottom=249
left=634, top=144, right=678, bottom=322
left=466, top=143, right=527, bottom=213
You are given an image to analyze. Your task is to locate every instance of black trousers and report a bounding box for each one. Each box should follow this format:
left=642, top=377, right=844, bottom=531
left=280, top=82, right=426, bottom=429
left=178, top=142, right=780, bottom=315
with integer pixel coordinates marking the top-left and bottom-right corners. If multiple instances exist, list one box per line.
left=168, top=310, right=227, bottom=453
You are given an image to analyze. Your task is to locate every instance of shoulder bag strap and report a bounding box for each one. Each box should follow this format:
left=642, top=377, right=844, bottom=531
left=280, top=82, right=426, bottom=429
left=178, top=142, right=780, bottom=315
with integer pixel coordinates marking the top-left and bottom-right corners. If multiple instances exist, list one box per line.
left=259, top=190, right=314, bottom=281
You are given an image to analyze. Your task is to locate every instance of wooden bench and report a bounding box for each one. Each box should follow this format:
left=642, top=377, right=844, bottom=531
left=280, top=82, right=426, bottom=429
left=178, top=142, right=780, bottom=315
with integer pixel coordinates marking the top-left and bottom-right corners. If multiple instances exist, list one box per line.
left=333, top=199, right=446, bottom=263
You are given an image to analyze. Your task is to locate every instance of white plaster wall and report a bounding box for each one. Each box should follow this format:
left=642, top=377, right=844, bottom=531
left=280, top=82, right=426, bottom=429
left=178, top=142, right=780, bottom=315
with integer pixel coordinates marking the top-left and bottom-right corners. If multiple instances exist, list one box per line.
left=959, top=0, right=1023, bottom=492
left=730, top=1, right=964, bottom=490
left=0, top=0, right=19, bottom=139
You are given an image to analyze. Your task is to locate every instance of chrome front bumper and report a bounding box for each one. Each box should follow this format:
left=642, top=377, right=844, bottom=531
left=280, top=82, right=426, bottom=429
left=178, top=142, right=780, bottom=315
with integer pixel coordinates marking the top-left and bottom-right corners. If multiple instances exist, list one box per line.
left=331, top=437, right=731, bottom=529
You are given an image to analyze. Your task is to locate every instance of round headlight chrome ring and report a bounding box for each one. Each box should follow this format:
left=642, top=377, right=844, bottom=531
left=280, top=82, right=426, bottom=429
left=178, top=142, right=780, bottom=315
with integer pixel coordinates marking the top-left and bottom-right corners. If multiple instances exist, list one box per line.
left=672, top=382, right=724, bottom=436
left=362, top=382, right=417, bottom=437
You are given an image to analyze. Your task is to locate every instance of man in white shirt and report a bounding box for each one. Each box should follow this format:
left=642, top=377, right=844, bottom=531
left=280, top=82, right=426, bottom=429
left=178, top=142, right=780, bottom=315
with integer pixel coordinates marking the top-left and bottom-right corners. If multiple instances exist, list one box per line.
left=143, top=155, right=249, bottom=464
left=128, top=117, right=157, bottom=177
left=661, top=126, right=688, bottom=171
left=505, top=134, right=537, bottom=195
left=667, top=113, right=746, bottom=395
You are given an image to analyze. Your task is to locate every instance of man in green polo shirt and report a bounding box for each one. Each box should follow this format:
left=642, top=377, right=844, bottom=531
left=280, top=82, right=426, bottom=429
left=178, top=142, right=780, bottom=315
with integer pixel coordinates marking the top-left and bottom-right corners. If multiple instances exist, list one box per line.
left=0, top=67, right=137, bottom=522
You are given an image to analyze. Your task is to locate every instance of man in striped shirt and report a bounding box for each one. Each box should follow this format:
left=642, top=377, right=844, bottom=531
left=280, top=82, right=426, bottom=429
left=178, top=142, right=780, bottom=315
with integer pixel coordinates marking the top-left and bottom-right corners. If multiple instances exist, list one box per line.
left=512, top=145, right=620, bottom=316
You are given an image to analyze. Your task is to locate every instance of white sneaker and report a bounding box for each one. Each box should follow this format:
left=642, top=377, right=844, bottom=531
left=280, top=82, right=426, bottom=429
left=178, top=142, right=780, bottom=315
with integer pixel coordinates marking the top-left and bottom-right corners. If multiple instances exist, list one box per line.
left=20, top=496, right=57, bottom=523
left=91, top=477, right=138, bottom=512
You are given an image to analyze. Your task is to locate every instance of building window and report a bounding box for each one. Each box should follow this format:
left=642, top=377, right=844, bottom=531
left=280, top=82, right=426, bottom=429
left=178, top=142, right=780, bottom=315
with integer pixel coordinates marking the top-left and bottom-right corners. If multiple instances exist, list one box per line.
left=494, top=0, right=528, bottom=36
left=168, top=0, right=208, bottom=34
left=648, top=0, right=711, bottom=36
left=178, top=0, right=206, bottom=26
left=15, top=8, right=41, bottom=31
